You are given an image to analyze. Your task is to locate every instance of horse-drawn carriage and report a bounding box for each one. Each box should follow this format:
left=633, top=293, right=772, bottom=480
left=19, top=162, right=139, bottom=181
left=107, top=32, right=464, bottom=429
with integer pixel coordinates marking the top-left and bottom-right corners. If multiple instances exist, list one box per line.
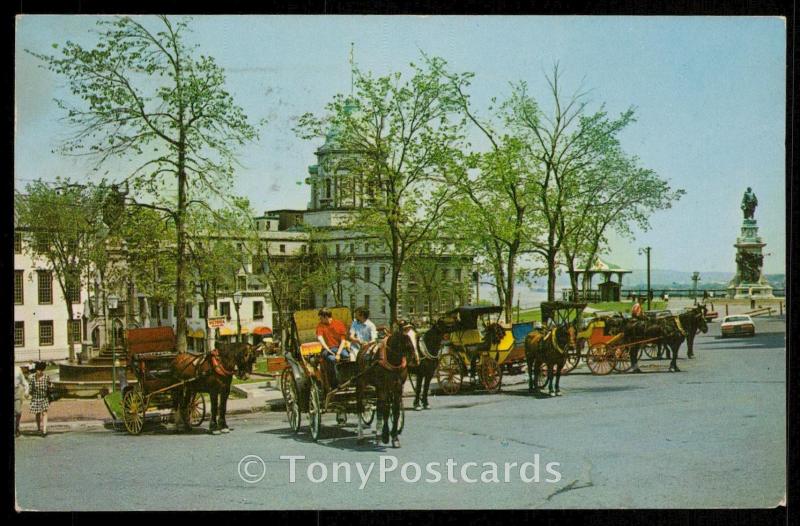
left=280, top=307, right=404, bottom=442
left=120, top=327, right=206, bottom=435
left=434, top=305, right=529, bottom=395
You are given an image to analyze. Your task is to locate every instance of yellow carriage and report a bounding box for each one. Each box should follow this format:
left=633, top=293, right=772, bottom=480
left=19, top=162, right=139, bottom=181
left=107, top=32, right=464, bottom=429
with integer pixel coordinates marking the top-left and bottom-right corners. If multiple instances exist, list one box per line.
left=435, top=305, right=527, bottom=394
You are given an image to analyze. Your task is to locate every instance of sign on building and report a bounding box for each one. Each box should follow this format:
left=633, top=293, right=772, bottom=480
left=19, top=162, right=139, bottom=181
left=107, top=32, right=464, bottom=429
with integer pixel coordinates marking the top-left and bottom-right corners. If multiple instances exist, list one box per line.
left=207, top=317, right=226, bottom=329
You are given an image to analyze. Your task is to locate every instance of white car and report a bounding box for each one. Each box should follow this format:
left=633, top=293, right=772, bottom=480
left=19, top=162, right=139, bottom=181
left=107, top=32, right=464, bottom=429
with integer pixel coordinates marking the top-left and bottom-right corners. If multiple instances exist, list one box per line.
left=720, top=315, right=755, bottom=338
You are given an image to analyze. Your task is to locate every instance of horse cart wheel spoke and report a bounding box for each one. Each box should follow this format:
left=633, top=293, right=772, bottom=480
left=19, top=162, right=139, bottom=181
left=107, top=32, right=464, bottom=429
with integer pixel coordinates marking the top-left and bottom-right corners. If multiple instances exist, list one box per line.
left=189, top=392, right=206, bottom=427
left=643, top=343, right=660, bottom=359
left=122, top=386, right=146, bottom=435
left=308, top=381, right=322, bottom=442
left=612, top=346, right=632, bottom=373
left=586, top=344, right=615, bottom=375
left=436, top=353, right=463, bottom=395
left=561, top=339, right=584, bottom=374
left=535, top=363, right=549, bottom=389
left=281, top=368, right=302, bottom=433
left=479, top=355, right=503, bottom=392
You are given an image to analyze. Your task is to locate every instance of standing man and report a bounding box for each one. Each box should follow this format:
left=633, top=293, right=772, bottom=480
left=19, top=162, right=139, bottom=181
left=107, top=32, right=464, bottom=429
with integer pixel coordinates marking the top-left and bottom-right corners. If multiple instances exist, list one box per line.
left=316, top=308, right=349, bottom=388
left=631, top=297, right=643, bottom=318
left=349, top=306, right=378, bottom=355
left=14, top=365, right=30, bottom=438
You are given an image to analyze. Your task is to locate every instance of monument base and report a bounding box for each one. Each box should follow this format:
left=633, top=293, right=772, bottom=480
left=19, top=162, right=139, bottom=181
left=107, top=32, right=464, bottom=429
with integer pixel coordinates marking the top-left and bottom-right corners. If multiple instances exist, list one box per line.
left=729, top=283, right=774, bottom=300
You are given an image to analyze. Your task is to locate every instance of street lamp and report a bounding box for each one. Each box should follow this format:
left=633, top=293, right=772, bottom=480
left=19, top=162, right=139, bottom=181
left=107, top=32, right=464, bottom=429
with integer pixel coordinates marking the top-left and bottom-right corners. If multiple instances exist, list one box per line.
left=233, top=291, right=243, bottom=343
left=638, top=247, right=652, bottom=311
left=107, top=293, right=119, bottom=393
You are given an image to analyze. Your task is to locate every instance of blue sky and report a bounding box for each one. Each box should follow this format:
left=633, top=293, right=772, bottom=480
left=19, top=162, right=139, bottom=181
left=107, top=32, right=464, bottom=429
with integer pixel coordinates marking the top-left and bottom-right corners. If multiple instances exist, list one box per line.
left=15, top=15, right=786, bottom=274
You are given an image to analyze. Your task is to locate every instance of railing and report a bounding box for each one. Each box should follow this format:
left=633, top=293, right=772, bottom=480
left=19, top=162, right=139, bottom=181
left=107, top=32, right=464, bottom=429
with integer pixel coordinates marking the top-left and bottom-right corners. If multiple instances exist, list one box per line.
left=621, top=288, right=785, bottom=298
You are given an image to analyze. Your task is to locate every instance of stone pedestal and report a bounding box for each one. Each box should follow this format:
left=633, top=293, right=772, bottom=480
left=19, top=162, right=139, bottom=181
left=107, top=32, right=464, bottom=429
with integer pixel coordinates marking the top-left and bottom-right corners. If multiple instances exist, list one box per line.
left=727, top=218, right=773, bottom=299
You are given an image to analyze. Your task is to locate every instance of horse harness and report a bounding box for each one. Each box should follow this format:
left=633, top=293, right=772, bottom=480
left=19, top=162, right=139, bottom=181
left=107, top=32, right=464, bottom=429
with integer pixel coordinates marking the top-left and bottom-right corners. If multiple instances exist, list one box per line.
left=173, top=350, right=234, bottom=379
left=376, top=337, right=407, bottom=372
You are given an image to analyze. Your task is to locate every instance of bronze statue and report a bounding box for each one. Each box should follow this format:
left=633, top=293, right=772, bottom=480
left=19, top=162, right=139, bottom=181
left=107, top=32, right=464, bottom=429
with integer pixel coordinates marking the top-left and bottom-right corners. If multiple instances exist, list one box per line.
left=741, top=187, right=758, bottom=220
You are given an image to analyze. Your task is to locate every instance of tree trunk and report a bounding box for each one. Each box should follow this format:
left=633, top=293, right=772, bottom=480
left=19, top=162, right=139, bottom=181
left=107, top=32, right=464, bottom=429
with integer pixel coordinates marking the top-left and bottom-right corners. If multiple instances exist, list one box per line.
left=547, top=249, right=558, bottom=302
left=66, top=301, right=76, bottom=363
left=504, top=250, right=517, bottom=324
left=175, top=147, right=188, bottom=353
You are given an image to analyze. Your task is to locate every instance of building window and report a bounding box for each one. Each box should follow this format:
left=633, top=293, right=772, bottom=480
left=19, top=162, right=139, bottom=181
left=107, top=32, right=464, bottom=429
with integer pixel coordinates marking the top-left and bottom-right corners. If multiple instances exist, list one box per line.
left=185, top=302, right=193, bottom=318
left=37, top=270, right=52, bottom=304
left=237, top=275, right=247, bottom=291
left=14, top=322, right=24, bottom=347
left=39, top=320, right=54, bottom=346
left=455, top=268, right=462, bottom=282
left=68, top=319, right=81, bottom=344
left=149, top=302, right=158, bottom=320
left=138, top=297, right=147, bottom=318
left=161, top=304, right=169, bottom=319
left=253, top=301, right=264, bottom=320
left=199, top=302, right=207, bottom=319
left=381, top=300, right=386, bottom=314
left=14, top=270, right=23, bottom=305
left=66, top=275, right=81, bottom=304
left=35, top=234, right=50, bottom=253
left=14, top=233, right=22, bottom=254
left=364, top=266, right=371, bottom=283
left=220, top=301, right=231, bottom=320
left=172, top=304, right=178, bottom=318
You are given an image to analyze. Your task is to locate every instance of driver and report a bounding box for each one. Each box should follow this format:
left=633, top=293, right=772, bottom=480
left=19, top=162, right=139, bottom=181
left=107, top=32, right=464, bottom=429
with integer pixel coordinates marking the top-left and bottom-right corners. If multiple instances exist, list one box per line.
left=349, top=306, right=378, bottom=356
left=316, top=308, right=350, bottom=388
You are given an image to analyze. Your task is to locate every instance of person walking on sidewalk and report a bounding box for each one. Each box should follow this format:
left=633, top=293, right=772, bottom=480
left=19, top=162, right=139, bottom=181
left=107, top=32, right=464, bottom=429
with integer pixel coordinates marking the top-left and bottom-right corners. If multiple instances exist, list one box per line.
left=28, top=362, right=53, bottom=437
left=14, top=365, right=30, bottom=438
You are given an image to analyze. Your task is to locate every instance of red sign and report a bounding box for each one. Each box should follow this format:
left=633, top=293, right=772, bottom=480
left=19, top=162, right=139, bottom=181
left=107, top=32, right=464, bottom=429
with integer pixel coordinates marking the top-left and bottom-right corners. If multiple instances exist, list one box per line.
left=207, top=317, right=226, bottom=329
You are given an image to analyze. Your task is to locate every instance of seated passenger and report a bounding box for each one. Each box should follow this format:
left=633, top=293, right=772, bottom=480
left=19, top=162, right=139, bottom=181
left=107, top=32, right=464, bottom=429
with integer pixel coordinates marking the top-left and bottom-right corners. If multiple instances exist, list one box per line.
left=316, top=307, right=350, bottom=388
left=349, top=306, right=378, bottom=356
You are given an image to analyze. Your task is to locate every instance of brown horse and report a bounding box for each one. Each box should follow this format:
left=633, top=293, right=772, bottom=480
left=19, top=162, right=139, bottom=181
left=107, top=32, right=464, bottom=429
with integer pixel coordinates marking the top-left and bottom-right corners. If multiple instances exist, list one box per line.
left=356, top=329, right=416, bottom=447
left=525, top=325, right=572, bottom=396
left=409, top=319, right=449, bottom=410
left=172, top=342, right=257, bottom=434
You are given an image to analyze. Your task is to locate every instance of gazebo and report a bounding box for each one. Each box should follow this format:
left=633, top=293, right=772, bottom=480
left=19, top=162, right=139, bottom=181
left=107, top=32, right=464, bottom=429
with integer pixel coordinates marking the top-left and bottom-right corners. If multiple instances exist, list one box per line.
left=564, top=257, right=632, bottom=302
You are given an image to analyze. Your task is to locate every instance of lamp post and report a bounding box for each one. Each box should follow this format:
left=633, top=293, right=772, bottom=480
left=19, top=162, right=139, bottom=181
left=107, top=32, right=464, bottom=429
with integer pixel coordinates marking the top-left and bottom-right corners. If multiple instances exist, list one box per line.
left=233, top=291, right=243, bottom=343
left=639, top=247, right=652, bottom=310
left=107, top=293, right=119, bottom=392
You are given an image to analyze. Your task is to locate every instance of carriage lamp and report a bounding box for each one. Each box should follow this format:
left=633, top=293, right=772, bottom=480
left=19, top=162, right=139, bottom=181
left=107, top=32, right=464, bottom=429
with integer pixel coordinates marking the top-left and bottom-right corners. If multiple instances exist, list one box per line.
left=233, top=291, right=243, bottom=343
left=107, top=293, right=119, bottom=393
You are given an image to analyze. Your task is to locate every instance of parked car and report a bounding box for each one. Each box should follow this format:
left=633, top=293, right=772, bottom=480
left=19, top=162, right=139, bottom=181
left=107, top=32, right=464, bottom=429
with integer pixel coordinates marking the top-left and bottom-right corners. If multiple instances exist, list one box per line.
left=720, top=315, right=755, bottom=338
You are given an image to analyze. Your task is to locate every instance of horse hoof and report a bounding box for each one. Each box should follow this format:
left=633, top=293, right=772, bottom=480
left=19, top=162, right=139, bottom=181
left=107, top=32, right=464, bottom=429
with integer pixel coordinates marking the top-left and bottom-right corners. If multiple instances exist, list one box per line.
left=210, top=429, right=221, bottom=436
left=392, top=438, right=401, bottom=448
left=220, top=428, right=230, bottom=434
left=549, top=392, right=555, bottom=397
left=423, top=405, right=430, bottom=410
left=555, top=391, right=562, bottom=397
left=414, top=406, right=422, bottom=411
left=688, top=354, right=695, bottom=360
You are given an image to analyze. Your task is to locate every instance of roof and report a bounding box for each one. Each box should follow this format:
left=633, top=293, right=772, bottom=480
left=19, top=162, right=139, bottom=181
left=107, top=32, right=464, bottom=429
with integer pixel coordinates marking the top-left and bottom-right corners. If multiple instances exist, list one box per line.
left=445, top=305, right=503, bottom=317
left=569, top=257, right=631, bottom=274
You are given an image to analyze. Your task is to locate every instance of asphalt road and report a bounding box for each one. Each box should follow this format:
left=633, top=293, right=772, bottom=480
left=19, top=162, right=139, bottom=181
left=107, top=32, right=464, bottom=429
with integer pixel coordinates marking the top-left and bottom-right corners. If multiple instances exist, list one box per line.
left=15, top=316, right=786, bottom=510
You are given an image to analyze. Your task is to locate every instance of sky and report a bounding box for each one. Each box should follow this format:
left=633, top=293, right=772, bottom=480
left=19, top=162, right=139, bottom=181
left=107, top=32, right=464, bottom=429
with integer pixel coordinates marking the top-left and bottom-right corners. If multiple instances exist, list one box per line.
left=15, top=15, right=787, bottom=274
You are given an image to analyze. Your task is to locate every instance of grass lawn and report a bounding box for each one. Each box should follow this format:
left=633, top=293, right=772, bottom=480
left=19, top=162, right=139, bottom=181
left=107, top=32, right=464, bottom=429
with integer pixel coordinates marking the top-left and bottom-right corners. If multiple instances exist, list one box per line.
left=512, top=300, right=668, bottom=323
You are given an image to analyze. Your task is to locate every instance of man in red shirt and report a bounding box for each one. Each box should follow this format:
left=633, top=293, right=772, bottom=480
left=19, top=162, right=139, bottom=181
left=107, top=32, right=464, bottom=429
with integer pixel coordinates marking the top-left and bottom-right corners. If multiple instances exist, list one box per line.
left=631, top=297, right=643, bottom=318
left=316, top=308, right=350, bottom=387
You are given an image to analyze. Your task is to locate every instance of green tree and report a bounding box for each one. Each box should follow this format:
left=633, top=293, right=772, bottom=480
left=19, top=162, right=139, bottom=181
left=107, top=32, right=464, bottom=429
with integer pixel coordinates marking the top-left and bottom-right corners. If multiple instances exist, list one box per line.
left=31, top=15, right=258, bottom=352
left=296, top=56, right=470, bottom=324
left=15, top=178, right=107, bottom=362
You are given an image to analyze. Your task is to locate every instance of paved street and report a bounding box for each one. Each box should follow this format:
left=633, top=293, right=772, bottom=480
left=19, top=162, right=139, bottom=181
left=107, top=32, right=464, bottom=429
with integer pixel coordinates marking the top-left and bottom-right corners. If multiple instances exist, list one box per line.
left=15, top=317, right=785, bottom=510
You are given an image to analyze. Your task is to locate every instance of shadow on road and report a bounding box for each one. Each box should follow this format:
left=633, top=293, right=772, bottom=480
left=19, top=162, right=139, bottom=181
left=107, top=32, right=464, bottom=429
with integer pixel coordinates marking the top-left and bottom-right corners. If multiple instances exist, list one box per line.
left=258, top=424, right=400, bottom=452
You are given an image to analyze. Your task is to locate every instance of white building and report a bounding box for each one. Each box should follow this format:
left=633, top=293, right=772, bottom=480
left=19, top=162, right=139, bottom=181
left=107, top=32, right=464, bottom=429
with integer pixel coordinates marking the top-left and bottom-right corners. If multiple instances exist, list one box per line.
left=14, top=234, right=87, bottom=363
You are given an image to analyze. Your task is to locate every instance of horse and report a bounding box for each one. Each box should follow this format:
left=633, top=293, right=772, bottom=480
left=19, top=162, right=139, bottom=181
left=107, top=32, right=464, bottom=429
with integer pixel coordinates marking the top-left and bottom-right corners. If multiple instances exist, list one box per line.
left=409, top=320, right=449, bottom=410
left=684, top=304, right=709, bottom=359
left=171, top=342, right=257, bottom=435
left=608, top=317, right=663, bottom=373
left=355, top=329, right=416, bottom=447
left=655, top=305, right=709, bottom=370
left=524, top=324, right=572, bottom=396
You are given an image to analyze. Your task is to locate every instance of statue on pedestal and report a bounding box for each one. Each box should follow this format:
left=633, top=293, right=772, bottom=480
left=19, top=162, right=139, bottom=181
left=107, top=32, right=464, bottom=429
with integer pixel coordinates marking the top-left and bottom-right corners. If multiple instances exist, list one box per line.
left=741, top=187, right=758, bottom=220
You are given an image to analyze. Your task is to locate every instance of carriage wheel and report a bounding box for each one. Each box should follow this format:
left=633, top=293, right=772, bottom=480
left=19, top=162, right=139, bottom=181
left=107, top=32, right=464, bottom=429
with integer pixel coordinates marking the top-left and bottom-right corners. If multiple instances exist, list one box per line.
left=188, top=392, right=206, bottom=427
left=643, top=344, right=660, bottom=359
left=360, top=398, right=376, bottom=427
left=436, top=353, right=463, bottom=395
left=562, top=339, right=584, bottom=374
left=122, top=385, right=146, bottom=435
left=586, top=344, right=615, bottom=375
left=479, top=355, right=503, bottom=392
left=282, top=369, right=301, bottom=433
left=613, top=347, right=632, bottom=373
left=308, top=381, right=322, bottom=442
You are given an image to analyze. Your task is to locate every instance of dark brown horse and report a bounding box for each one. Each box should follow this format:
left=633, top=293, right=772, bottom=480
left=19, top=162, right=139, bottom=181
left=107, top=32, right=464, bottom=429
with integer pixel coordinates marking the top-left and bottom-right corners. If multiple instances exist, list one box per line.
left=655, top=305, right=709, bottom=370
left=525, top=324, right=572, bottom=396
left=356, top=329, right=416, bottom=447
left=172, top=342, right=257, bottom=434
left=409, top=320, right=448, bottom=410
